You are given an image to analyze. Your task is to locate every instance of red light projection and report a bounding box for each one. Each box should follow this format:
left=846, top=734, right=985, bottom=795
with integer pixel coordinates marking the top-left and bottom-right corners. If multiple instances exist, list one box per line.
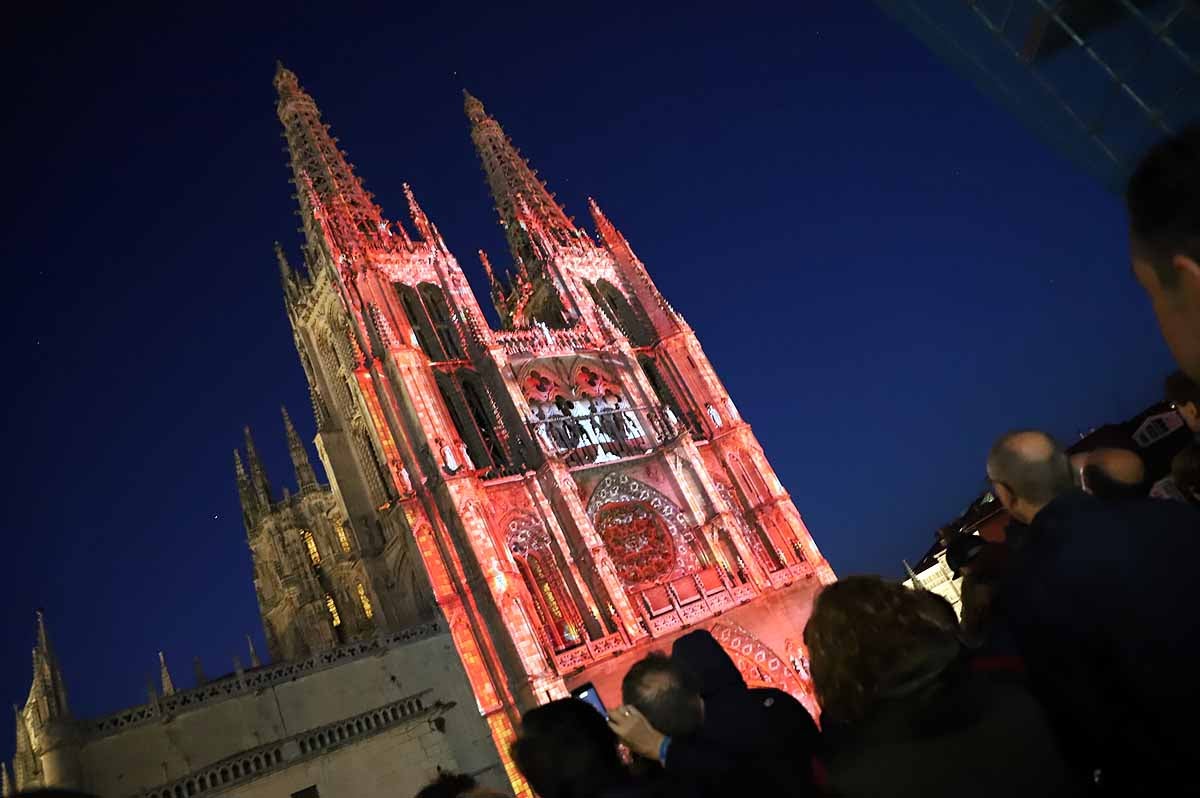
left=272, top=66, right=836, bottom=798
left=595, top=502, right=677, bottom=588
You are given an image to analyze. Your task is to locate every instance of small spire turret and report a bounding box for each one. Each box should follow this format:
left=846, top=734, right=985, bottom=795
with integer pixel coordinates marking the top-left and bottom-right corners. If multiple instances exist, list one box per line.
left=158, top=652, right=175, bottom=696
left=282, top=406, right=318, bottom=488
left=243, top=426, right=273, bottom=506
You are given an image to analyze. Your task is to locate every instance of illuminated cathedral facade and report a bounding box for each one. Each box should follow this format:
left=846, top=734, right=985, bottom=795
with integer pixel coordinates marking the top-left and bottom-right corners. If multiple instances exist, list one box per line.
left=6, top=65, right=832, bottom=798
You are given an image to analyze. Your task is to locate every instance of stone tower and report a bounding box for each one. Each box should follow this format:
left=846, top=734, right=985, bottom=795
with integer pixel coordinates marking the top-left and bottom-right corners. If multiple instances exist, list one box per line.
left=235, top=404, right=434, bottom=661
left=10, top=612, right=81, bottom=793
left=263, top=64, right=834, bottom=792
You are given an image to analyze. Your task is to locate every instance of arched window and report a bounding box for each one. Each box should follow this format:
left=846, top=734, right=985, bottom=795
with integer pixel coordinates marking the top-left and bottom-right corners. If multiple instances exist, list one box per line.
left=395, top=284, right=445, bottom=361
left=435, top=371, right=513, bottom=476
left=394, top=282, right=466, bottom=362
left=436, top=375, right=490, bottom=471
left=507, top=516, right=585, bottom=652
left=460, top=374, right=508, bottom=467
left=335, top=521, right=352, bottom=553
left=418, top=283, right=465, bottom=360
left=639, top=356, right=691, bottom=433
left=357, top=582, right=374, bottom=619
left=590, top=281, right=654, bottom=346
left=301, top=530, right=321, bottom=566
left=325, top=594, right=342, bottom=627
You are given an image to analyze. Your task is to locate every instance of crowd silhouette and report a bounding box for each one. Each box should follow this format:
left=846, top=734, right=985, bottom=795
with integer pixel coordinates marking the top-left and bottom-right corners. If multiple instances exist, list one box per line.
left=14, top=117, right=1200, bottom=798
left=410, top=125, right=1200, bottom=798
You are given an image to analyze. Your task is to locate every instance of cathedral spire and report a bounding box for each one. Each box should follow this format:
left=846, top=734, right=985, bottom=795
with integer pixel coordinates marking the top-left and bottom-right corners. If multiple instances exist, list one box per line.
left=28, top=611, right=69, bottom=721
left=403, top=183, right=448, bottom=253
left=158, top=652, right=175, bottom=696
left=2, top=760, right=12, bottom=797
left=282, top=406, right=317, bottom=488
left=246, top=634, right=262, bottom=668
left=234, top=448, right=259, bottom=528
left=276, top=241, right=301, bottom=303
left=479, top=249, right=508, bottom=323
left=588, top=198, right=635, bottom=263
left=242, top=427, right=273, bottom=506
left=275, top=63, right=391, bottom=259
left=464, top=90, right=586, bottom=264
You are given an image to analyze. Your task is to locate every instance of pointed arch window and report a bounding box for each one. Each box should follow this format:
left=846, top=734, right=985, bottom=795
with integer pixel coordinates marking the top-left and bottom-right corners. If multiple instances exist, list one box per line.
left=335, top=522, right=352, bottom=554
left=302, top=531, right=321, bottom=566
left=419, top=283, right=466, bottom=360
left=394, top=283, right=466, bottom=362
left=589, top=280, right=653, bottom=346
left=325, top=594, right=342, bottom=627
left=356, top=583, right=374, bottom=619
left=507, top=516, right=586, bottom=653
left=395, top=284, right=445, bottom=360
left=638, top=356, right=696, bottom=436
left=435, top=371, right=514, bottom=477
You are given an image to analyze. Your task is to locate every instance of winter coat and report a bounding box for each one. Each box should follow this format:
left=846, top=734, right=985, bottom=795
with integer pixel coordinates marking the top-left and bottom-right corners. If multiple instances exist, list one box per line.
left=998, top=490, right=1200, bottom=793
left=662, top=630, right=820, bottom=798
left=823, top=640, right=1076, bottom=798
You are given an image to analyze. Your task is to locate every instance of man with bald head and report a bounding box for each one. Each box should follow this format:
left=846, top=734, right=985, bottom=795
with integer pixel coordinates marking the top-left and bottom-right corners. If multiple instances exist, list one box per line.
left=986, top=430, right=1199, bottom=793
left=1072, top=448, right=1149, bottom=500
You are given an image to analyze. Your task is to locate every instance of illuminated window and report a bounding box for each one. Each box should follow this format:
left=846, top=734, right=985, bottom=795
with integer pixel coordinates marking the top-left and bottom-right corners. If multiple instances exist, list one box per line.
left=302, top=531, right=321, bottom=566
left=335, top=522, right=351, bottom=554
left=357, top=583, right=374, bottom=619
left=325, top=594, right=341, bottom=627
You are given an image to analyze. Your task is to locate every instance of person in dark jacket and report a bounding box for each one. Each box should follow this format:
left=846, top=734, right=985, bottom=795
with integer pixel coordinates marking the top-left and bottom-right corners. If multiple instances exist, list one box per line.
left=804, top=576, right=1075, bottom=798
left=609, top=630, right=819, bottom=798
left=512, top=698, right=662, bottom=798
left=987, top=430, right=1200, bottom=793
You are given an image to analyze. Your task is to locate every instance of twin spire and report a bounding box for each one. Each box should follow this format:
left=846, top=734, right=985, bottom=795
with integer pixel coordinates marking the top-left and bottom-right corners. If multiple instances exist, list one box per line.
left=274, top=63, right=617, bottom=271
left=234, top=407, right=319, bottom=525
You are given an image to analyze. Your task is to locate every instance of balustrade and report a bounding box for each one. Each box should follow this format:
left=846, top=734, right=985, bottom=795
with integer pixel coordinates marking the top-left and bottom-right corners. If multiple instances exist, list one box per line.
left=528, top=404, right=681, bottom=468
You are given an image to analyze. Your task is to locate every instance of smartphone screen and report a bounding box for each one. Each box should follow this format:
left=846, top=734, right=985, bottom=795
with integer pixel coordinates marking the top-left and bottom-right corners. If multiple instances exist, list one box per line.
left=571, top=682, right=608, bottom=719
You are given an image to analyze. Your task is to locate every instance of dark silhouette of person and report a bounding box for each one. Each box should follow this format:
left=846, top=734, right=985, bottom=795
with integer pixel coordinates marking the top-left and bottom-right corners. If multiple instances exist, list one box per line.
left=612, top=630, right=819, bottom=798
left=1127, top=125, right=1200, bottom=382
left=804, top=576, right=1074, bottom=798
left=512, top=698, right=662, bottom=798
left=987, top=429, right=1200, bottom=793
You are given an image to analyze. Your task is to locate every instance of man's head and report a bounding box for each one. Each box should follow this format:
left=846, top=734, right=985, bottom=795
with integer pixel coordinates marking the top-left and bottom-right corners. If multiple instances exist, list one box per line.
left=1166, top=370, right=1200, bottom=432
left=621, top=652, right=703, bottom=738
left=1077, top=447, right=1149, bottom=500
left=511, top=699, right=625, bottom=798
left=1172, top=444, right=1200, bottom=505
left=1127, top=125, right=1200, bottom=382
left=986, top=430, right=1074, bottom=524
left=415, top=773, right=480, bottom=798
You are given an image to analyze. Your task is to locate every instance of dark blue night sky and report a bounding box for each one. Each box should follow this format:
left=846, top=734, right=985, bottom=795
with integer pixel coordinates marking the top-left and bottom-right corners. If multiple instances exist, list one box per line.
left=3, top=1, right=1172, bottom=756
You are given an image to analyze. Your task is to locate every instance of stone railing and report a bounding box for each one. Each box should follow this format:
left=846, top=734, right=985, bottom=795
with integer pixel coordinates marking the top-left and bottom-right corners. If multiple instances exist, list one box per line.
left=529, top=404, right=680, bottom=469
left=551, top=633, right=629, bottom=673
left=131, top=691, right=437, bottom=798
left=496, top=322, right=598, bottom=358
left=87, top=623, right=443, bottom=738
left=767, top=562, right=816, bottom=590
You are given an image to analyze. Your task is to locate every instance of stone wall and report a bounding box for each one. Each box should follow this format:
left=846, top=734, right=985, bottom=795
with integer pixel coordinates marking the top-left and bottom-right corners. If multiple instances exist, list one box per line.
left=74, top=628, right=505, bottom=797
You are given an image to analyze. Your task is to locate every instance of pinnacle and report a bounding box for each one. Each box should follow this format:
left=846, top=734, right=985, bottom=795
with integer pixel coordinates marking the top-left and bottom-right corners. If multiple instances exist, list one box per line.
left=463, top=89, right=486, bottom=123
left=273, top=61, right=300, bottom=96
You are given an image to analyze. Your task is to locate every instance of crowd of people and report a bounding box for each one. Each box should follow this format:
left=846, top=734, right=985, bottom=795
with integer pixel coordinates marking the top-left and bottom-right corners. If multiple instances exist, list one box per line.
left=414, top=125, right=1200, bottom=798
left=15, top=111, right=1200, bottom=798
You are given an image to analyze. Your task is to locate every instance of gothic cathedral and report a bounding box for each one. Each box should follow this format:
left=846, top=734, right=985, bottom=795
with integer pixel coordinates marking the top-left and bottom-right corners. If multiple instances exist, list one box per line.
left=253, top=61, right=833, bottom=777
left=6, top=66, right=833, bottom=798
